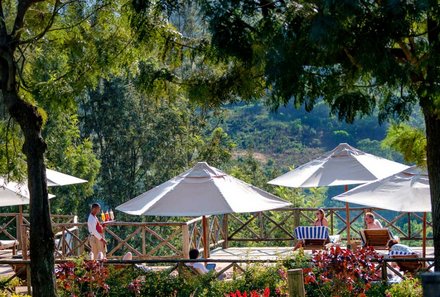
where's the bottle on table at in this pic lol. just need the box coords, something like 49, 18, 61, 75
105, 210, 110, 221
109, 209, 114, 221
100, 211, 106, 222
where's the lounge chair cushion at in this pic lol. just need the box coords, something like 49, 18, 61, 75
295, 226, 329, 240
0, 240, 18, 249
389, 250, 415, 256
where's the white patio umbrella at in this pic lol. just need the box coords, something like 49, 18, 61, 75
268, 143, 409, 241
116, 162, 292, 257
0, 168, 86, 206
332, 166, 430, 256
1, 169, 86, 250
0, 177, 56, 207
46, 169, 88, 187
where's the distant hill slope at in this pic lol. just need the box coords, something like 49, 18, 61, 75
221, 101, 405, 170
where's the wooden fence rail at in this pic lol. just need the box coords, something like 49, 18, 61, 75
0, 207, 432, 259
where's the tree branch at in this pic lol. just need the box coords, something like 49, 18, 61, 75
397, 40, 417, 65
0, 0, 8, 36
343, 48, 362, 69
46, 2, 111, 33
12, 0, 36, 41
18, 0, 62, 45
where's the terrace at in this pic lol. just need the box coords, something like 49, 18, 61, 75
0, 206, 434, 293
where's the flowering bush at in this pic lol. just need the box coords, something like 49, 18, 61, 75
386, 277, 422, 297
226, 288, 270, 297
304, 246, 383, 297
56, 259, 110, 297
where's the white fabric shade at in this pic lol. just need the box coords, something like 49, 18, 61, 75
116, 162, 291, 216
46, 169, 87, 186
332, 166, 430, 212
268, 143, 409, 187
0, 168, 85, 207
0, 177, 55, 207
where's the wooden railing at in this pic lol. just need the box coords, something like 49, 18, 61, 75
225, 207, 433, 246
0, 207, 432, 260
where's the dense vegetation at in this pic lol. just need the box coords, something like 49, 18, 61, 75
0, 0, 438, 294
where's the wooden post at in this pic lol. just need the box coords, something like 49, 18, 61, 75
293, 209, 300, 246
21, 224, 28, 260
202, 216, 209, 258
182, 224, 190, 259
142, 226, 146, 257
258, 212, 264, 239
423, 212, 427, 258
293, 209, 300, 229
345, 185, 350, 243
381, 261, 388, 281
287, 269, 305, 297
222, 214, 229, 249
330, 209, 334, 235
17, 206, 23, 249
26, 262, 31, 294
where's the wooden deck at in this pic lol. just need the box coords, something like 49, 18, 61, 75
210, 246, 435, 260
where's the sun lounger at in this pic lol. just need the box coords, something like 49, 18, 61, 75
0, 240, 19, 255
294, 226, 329, 250
389, 251, 422, 274
360, 228, 393, 249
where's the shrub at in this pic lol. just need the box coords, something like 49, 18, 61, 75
0, 276, 31, 297
385, 277, 422, 297
226, 288, 270, 297
56, 259, 110, 297
304, 246, 383, 297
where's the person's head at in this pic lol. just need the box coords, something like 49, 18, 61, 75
364, 212, 375, 224
387, 239, 399, 249
315, 209, 325, 220
189, 249, 200, 260
91, 203, 101, 215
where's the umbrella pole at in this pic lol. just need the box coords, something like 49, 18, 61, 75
202, 216, 209, 259
423, 212, 427, 258
344, 185, 351, 244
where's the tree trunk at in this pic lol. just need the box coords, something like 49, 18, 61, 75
424, 111, 440, 271
3, 76, 57, 296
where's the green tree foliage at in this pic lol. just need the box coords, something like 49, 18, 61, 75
194, 0, 440, 270
382, 124, 427, 167
44, 113, 100, 215
0, 119, 26, 179
79, 77, 236, 217
0, 0, 164, 294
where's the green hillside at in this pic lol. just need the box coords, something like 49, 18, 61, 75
220, 101, 405, 171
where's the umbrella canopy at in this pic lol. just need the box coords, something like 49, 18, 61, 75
0, 169, 85, 207
0, 177, 56, 207
116, 162, 291, 216
46, 169, 87, 186
268, 143, 409, 187
332, 166, 430, 212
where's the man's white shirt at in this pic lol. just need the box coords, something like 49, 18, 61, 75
87, 213, 103, 240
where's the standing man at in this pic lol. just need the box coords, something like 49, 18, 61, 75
88, 203, 107, 259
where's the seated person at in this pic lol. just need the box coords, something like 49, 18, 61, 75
386, 239, 421, 273
387, 239, 415, 255
187, 249, 225, 279
187, 249, 210, 274
365, 212, 383, 229
314, 209, 329, 227
293, 209, 328, 251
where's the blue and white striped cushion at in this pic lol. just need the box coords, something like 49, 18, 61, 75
294, 226, 329, 240
389, 250, 415, 256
